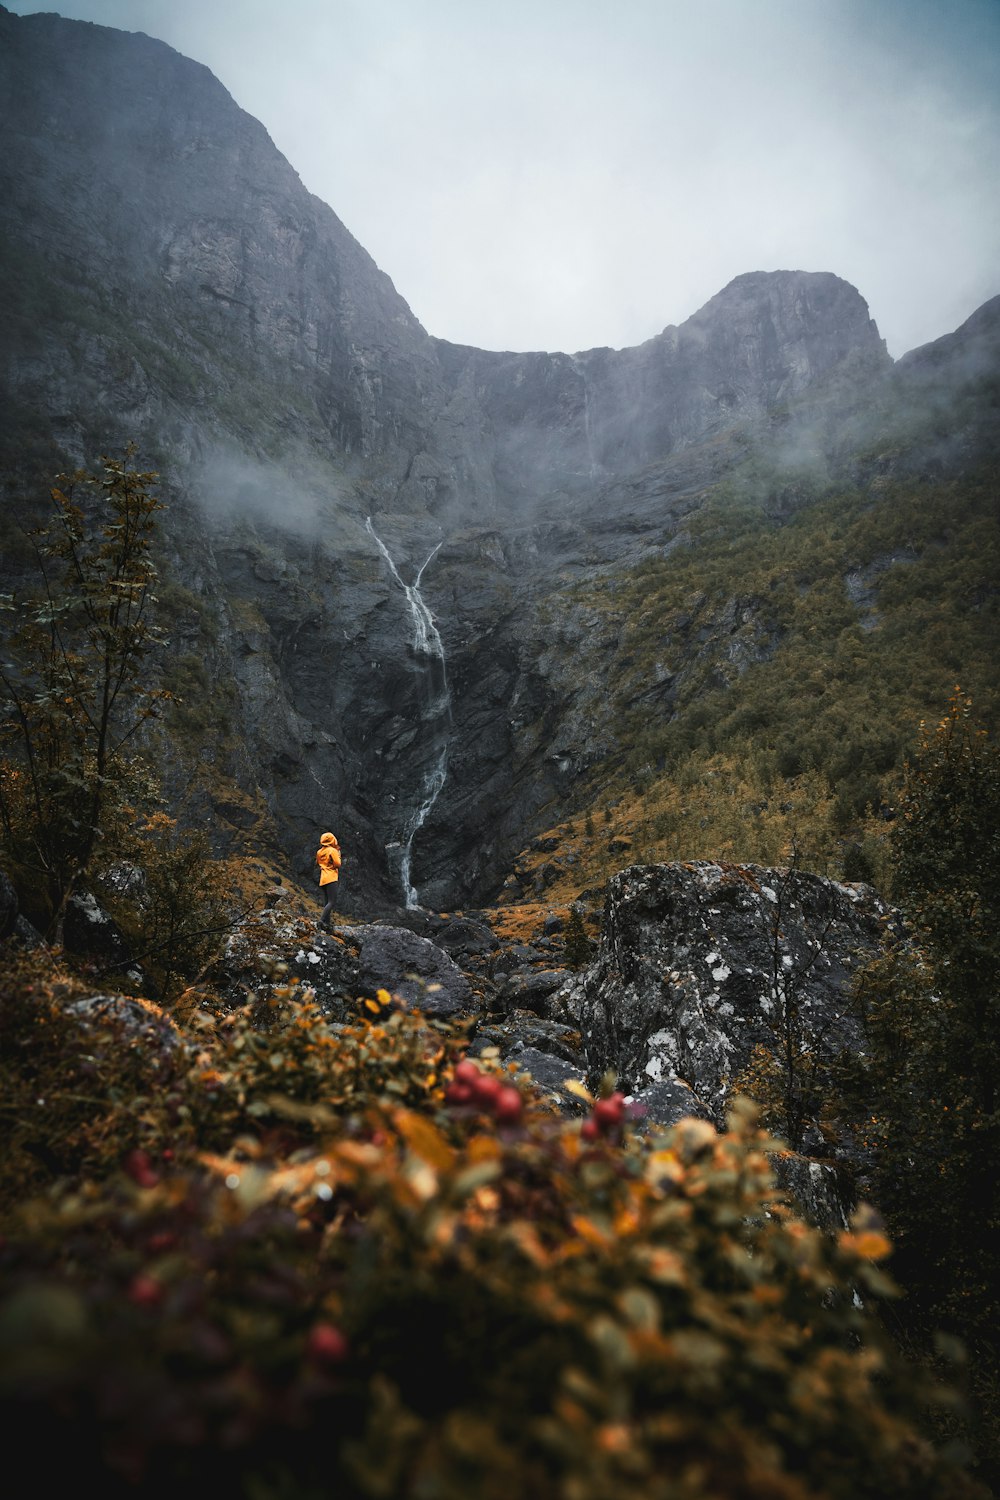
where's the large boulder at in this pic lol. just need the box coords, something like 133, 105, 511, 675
343, 922, 472, 1017
210, 899, 473, 1022
559, 861, 893, 1125
209, 900, 362, 1021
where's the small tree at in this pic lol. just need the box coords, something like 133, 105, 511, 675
563, 903, 593, 969
119, 812, 235, 1003
855, 692, 1000, 1485
733, 847, 839, 1151
0, 448, 169, 930
892, 690, 1000, 1114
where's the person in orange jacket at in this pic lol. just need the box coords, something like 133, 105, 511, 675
315, 831, 342, 931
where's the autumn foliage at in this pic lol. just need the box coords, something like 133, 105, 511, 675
0, 955, 987, 1499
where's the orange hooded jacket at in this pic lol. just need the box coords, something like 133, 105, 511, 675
316, 832, 341, 886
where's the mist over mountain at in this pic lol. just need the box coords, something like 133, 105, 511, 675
1, 3, 997, 912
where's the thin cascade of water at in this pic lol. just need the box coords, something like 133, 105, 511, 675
570, 356, 600, 478
366, 517, 451, 908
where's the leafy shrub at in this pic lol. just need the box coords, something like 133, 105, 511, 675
104, 812, 237, 1003
850, 694, 1000, 1486
0, 450, 169, 931
0, 954, 987, 1499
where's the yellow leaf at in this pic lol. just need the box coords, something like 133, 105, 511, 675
614, 1207, 641, 1237
639, 1248, 688, 1286
394, 1109, 456, 1173
646, 1148, 684, 1187
466, 1134, 501, 1163
504, 1221, 550, 1266
452, 1160, 502, 1198
840, 1230, 892, 1261
570, 1213, 613, 1249
403, 1157, 438, 1203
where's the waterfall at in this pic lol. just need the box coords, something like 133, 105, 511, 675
366, 517, 451, 908
570, 356, 601, 478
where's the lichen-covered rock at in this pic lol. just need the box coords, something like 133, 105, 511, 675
63, 891, 147, 992
66, 992, 188, 1057
629, 1075, 713, 1132
209, 903, 361, 1020
501, 1045, 589, 1113
492, 968, 569, 1015
560, 861, 893, 1124
771, 1152, 851, 1232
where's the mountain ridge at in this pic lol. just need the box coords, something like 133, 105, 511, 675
0, 5, 997, 912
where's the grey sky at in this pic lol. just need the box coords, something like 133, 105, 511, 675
8, 0, 1000, 357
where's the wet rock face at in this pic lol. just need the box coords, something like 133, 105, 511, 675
560, 861, 892, 1121
432, 270, 889, 500
3, 9, 990, 915
0, 9, 443, 476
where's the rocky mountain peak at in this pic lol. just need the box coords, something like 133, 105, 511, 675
1, 7, 996, 916
682, 267, 889, 378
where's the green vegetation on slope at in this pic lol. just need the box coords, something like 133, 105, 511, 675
525, 466, 1000, 898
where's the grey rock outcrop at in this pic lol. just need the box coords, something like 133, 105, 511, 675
63, 891, 148, 993
209, 901, 471, 1020
344, 922, 472, 1016
432, 269, 889, 500
558, 861, 892, 1131
0, 8, 442, 480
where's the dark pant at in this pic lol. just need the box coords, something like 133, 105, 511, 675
319, 882, 338, 928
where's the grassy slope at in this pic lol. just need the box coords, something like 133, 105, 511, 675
504, 464, 999, 906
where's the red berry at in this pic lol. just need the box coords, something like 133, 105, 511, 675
471, 1073, 502, 1105
306, 1322, 349, 1364
145, 1231, 178, 1254
127, 1273, 163, 1308
454, 1058, 481, 1086
123, 1149, 159, 1188
494, 1086, 523, 1124
445, 1081, 474, 1106
593, 1096, 625, 1130
580, 1118, 601, 1143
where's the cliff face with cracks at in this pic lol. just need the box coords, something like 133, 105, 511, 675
1, 7, 996, 913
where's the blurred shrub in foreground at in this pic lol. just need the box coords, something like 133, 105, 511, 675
0, 965, 987, 1499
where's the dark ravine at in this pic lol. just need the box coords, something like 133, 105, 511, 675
1, 6, 998, 914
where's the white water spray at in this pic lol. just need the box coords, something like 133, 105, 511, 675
366, 517, 451, 908
570, 356, 601, 478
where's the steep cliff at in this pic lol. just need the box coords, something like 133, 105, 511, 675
0, 6, 996, 914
